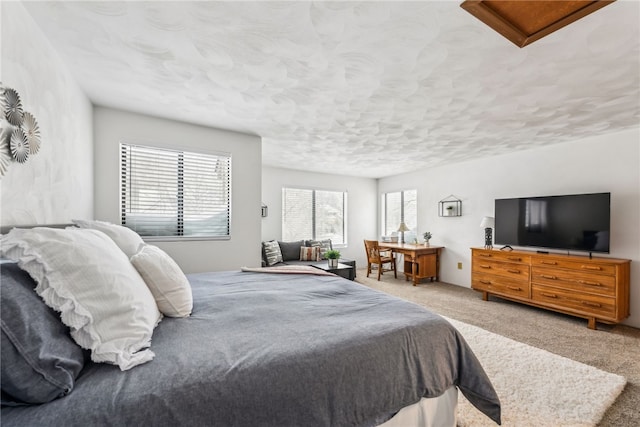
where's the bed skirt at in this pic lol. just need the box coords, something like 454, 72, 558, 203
379, 386, 457, 427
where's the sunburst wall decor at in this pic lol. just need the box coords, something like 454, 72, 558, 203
0, 83, 42, 177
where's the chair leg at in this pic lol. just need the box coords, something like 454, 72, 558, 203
367, 262, 371, 277
377, 262, 382, 280
393, 258, 397, 278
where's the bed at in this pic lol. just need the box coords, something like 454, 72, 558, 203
1, 225, 501, 426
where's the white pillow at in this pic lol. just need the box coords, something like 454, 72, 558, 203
1, 227, 162, 371
130, 244, 193, 318
72, 219, 144, 258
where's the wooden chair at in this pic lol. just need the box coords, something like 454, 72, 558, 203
364, 240, 397, 281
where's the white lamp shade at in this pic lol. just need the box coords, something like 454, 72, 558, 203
480, 216, 495, 229
397, 222, 410, 232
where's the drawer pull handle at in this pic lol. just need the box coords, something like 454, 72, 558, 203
480, 265, 491, 269
507, 269, 521, 274
541, 292, 558, 298
541, 261, 557, 265
581, 265, 602, 271
578, 280, 602, 287
582, 301, 602, 308
508, 257, 522, 261
479, 280, 491, 285
541, 274, 557, 280
507, 286, 521, 291
479, 254, 491, 257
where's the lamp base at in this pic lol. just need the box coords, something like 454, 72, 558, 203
484, 228, 493, 249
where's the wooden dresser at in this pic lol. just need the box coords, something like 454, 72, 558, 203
471, 247, 631, 329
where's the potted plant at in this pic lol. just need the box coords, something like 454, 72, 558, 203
423, 232, 432, 246
325, 249, 341, 268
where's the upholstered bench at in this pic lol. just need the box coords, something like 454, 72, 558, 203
261, 239, 356, 280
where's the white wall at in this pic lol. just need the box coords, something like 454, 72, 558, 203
1, 2, 93, 225
379, 128, 640, 328
93, 107, 262, 273
261, 166, 377, 266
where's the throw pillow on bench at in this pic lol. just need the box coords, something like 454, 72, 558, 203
261, 239, 333, 266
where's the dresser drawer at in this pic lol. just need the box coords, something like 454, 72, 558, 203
532, 284, 616, 319
531, 258, 617, 275
531, 267, 616, 297
472, 273, 530, 299
473, 250, 531, 265
473, 258, 530, 281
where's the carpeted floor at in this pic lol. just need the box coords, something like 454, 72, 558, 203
353, 269, 640, 427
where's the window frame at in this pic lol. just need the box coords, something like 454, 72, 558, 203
120, 142, 232, 242
281, 186, 348, 247
381, 189, 417, 237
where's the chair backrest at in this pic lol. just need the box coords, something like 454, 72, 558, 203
364, 240, 381, 262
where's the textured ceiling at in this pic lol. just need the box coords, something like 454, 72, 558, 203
23, 1, 640, 178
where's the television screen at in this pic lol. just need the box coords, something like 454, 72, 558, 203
494, 192, 611, 253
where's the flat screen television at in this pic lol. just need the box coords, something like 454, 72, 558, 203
494, 192, 611, 254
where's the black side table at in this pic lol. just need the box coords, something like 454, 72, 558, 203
311, 262, 355, 280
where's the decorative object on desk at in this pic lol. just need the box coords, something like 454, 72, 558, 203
325, 249, 341, 268
423, 231, 432, 246
261, 204, 268, 218
480, 216, 495, 249
397, 222, 410, 243
439, 195, 462, 217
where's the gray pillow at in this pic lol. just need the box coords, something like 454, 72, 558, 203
262, 240, 283, 266
278, 240, 305, 262
1, 261, 86, 405
307, 239, 333, 259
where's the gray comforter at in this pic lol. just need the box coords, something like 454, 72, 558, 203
2, 271, 501, 426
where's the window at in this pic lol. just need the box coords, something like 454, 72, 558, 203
381, 190, 417, 236
282, 187, 347, 244
120, 143, 231, 240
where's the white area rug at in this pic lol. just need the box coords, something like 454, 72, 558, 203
446, 317, 627, 427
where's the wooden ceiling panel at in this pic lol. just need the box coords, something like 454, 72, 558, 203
460, 0, 616, 47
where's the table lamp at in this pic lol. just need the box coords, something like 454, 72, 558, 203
480, 216, 495, 249
397, 222, 410, 244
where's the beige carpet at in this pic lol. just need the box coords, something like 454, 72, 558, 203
354, 269, 640, 427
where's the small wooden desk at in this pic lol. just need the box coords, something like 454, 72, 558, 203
378, 243, 444, 286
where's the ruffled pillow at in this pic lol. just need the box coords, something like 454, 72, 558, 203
1, 227, 162, 371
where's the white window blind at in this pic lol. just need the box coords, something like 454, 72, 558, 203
282, 187, 346, 244
382, 189, 417, 235
120, 143, 231, 239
